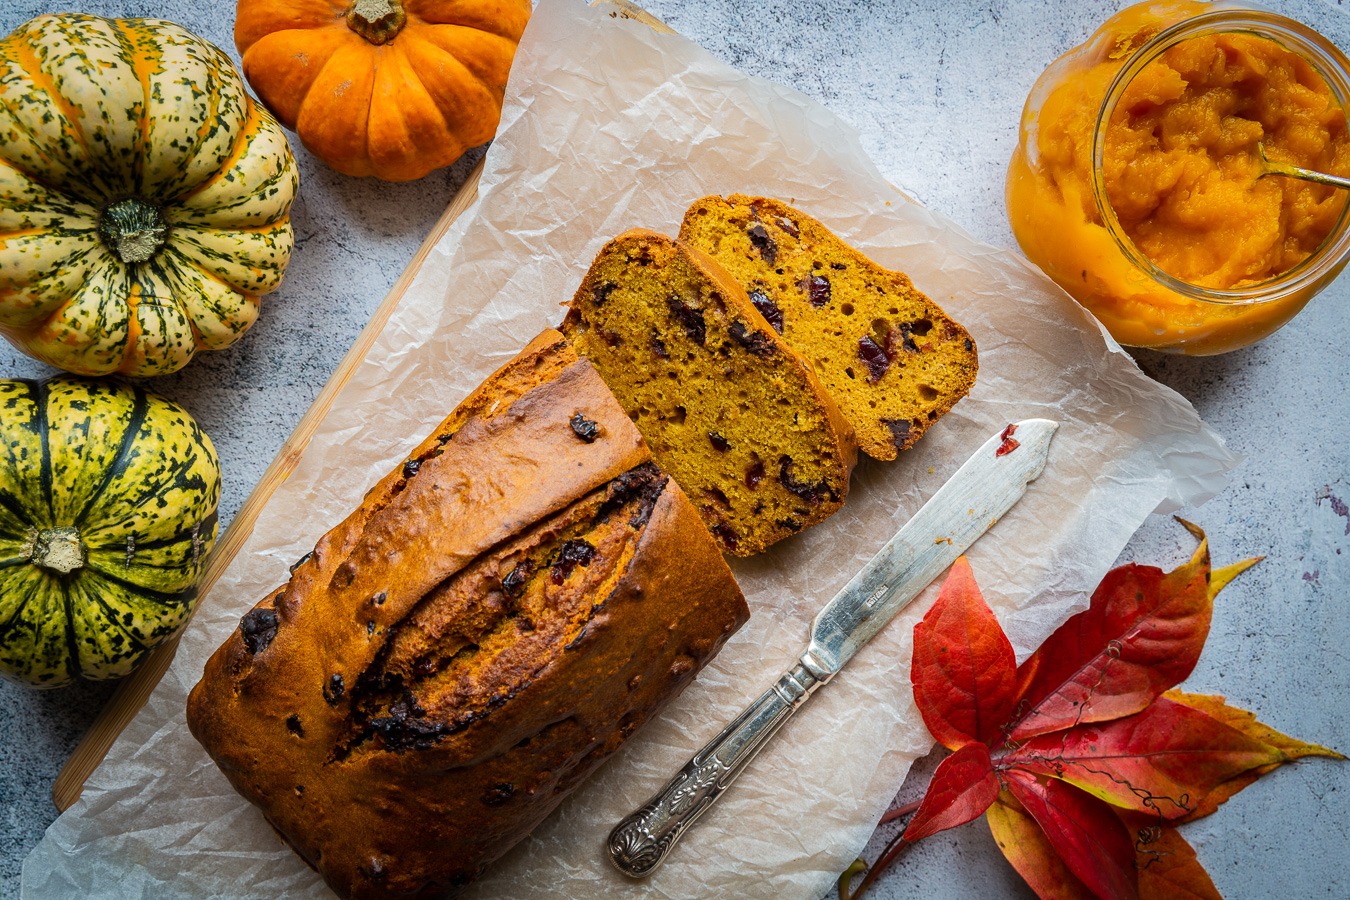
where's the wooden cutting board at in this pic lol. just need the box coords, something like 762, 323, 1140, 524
52, 0, 673, 813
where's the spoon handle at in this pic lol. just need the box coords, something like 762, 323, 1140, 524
1259, 142, 1350, 190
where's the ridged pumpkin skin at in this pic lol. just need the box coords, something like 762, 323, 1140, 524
235, 0, 531, 181
0, 377, 221, 687
0, 14, 298, 377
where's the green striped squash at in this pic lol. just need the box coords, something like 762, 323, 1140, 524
0, 13, 298, 377
0, 377, 221, 687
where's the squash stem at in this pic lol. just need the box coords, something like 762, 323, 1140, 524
347, 0, 406, 45
99, 198, 168, 264
28, 526, 86, 575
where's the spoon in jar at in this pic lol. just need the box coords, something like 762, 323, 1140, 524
1258, 142, 1350, 191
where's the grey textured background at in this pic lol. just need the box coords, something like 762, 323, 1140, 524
2, 1, 1348, 898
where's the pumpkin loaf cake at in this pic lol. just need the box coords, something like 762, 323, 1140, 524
561, 229, 857, 557
187, 330, 749, 899
680, 195, 978, 460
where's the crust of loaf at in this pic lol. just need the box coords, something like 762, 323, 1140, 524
680, 195, 978, 460
561, 229, 857, 556
186, 330, 749, 899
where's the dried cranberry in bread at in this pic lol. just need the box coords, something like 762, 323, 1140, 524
680, 195, 978, 460
561, 229, 857, 557
186, 330, 748, 899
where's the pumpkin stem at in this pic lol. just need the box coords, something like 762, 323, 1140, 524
99, 198, 168, 264
27, 526, 86, 575
347, 0, 407, 45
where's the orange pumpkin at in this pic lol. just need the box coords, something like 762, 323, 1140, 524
234, 0, 531, 181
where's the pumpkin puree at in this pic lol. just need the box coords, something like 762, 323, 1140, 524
1008, 1, 1350, 354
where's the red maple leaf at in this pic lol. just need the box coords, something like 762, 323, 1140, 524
839, 521, 1345, 900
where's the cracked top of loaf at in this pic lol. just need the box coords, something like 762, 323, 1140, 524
187, 330, 749, 899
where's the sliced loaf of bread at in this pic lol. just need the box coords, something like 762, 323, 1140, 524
562, 229, 856, 556
680, 195, 977, 461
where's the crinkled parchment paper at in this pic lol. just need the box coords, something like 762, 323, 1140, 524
23, 1, 1238, 897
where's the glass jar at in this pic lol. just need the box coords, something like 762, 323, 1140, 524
1007, 0, 1350, 354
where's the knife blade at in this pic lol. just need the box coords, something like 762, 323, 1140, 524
606, 418, 1058, 878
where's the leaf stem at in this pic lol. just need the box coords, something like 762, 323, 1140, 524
879, 797, 922, 825
848, 829, 915, 899
838, 797, 925, 900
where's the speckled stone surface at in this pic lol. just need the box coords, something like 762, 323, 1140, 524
2, 1, 1348, 898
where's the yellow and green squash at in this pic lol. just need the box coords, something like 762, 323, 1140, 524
0, 13, 298, 377
0, 377, 221, 687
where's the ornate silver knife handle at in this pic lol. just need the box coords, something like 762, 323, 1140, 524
607, 658, 830, 877
604, 419, 1058, 879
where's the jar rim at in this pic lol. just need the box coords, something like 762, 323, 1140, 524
1090, 6, 1350, 307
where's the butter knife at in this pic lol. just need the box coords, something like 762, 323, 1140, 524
606, 418, 1058, 878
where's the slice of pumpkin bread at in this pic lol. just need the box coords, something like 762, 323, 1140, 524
561, 229, 856, 557
679, 195, 978, 461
